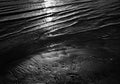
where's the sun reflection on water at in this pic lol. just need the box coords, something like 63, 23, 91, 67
43, 0, 58, 22
44, 0, 57, 7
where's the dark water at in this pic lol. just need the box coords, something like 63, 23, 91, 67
0, 0, 120, 84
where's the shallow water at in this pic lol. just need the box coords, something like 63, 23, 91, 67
0, 0, 120, 84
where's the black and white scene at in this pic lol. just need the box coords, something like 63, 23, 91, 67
0, 0, 120, 84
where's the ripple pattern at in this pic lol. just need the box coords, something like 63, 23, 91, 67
0, 0, 120, 40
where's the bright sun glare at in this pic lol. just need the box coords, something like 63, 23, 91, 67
43, 0, 56, 22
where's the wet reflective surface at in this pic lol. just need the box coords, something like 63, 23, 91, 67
0, 0, 120, 84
